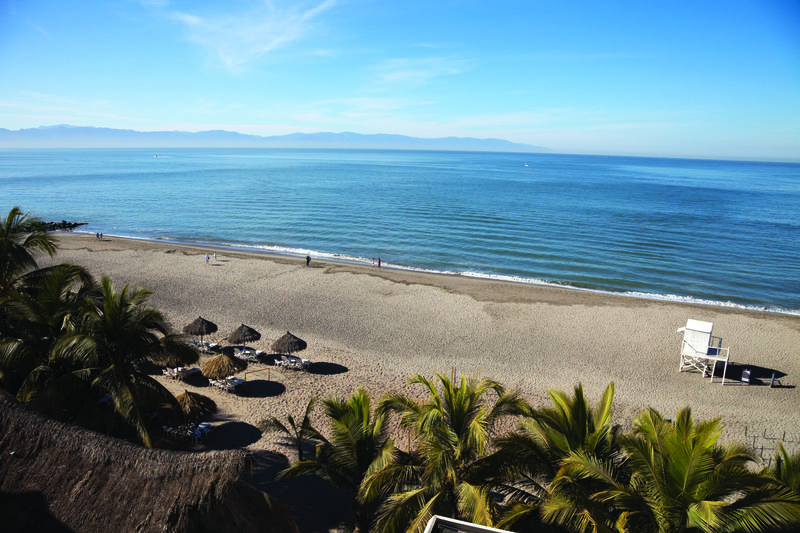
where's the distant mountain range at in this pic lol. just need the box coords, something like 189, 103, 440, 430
0, 125, 550, 153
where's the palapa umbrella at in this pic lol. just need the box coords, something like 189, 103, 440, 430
271, 331, 307, 355
228, 323, 261, 352
176, 390, 217, 422
183, 316, 218, 343
200, 353, 247, 380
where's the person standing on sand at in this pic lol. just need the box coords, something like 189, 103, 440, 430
378, 258, 381, 268
306, 255, 311, 267
214, 251, 217, 261
205, 253, 209, 264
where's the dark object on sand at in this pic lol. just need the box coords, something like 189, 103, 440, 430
183, 316, 218, 342
201, 353, 248, 380
271, 331, 307, 355
228, 324, 261, 352
176, 390, 218, 422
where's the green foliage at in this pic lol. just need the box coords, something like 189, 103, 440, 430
542, 407, 800, 533
0, 206, 57, 295
278, 387, 395, 533
369, 373, 529, 533
495, 382, 619, 531
0, 210, 196, 448
258, 395, 320, 460
47, 276, 198, 446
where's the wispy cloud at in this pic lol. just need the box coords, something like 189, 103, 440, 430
370, 56, 473, 88
30, 23, 49, 37
157, 0, 337, 71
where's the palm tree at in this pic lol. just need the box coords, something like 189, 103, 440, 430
258, 395, 319, 460
369, 373, 529, 533
278, 387, 395, 533
763, 442, 800, 493
545, 407, 800, 533
0, 206, 57, 296
494, 382, 618, 531
0, 264, 97, 396
49, 276, 198, 447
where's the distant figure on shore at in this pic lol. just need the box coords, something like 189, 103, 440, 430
214, 251, 217, 261
378, 258, 381, 268
205, 253, 209, 264
96, 232, 100, 240
99, 232, 103, 240
372, 258, 375, 266
306, 255, 311, 267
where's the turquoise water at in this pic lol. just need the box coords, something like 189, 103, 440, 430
1, 148, 798, 314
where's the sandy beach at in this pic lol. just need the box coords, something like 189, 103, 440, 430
49, 233, 800, 530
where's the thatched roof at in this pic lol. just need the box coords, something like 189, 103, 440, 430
228, 324, 261, 345
200, 353, 247, 380
0, 391, 298, 533
176, 390, 217, 422
183, 316, 218, 337
271, 331, 307, 355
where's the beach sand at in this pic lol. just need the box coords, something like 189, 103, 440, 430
49, 234, 800, 531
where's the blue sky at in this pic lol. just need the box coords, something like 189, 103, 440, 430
1, 0, 799, 160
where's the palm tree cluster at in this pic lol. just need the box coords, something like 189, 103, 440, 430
0, 206, 198, 447
263, 375, 800, 533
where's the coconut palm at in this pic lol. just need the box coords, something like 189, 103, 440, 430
278, 387, 395, 533
0, 264, 97, 396
258, 395, 319, 461
718, 442, 800, 533
0, 206, 57, 296
763, 442, 800, 493
494, 383, 618, 531
369, 373, 529, 533
545, 407, 800, 533
50, 276, 198, 447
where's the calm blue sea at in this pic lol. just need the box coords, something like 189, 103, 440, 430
1, 148, 798, 315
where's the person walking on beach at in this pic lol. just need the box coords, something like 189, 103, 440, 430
306, 255, 311, 267
205, 253, 209, 264
378, 258, 381, 268
214, 251, 217, 261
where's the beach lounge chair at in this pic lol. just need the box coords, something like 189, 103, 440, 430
677, 319, 730, 384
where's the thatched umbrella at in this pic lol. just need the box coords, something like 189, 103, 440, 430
176, 390, 217, 422
271, 331, 307, 355
200, 353, 247, 380
183, 316, 218, 343
228, 323, 261, 352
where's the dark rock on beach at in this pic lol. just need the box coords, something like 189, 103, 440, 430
28, 220, 87, 232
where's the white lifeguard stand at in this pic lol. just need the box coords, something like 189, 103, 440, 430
677, 319, 730, 384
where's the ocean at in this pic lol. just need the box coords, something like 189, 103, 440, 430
1, 148, 798, 315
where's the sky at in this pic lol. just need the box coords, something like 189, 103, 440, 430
1, 0, 799, 160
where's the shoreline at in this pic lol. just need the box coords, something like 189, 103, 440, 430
67, 230, 799, 317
